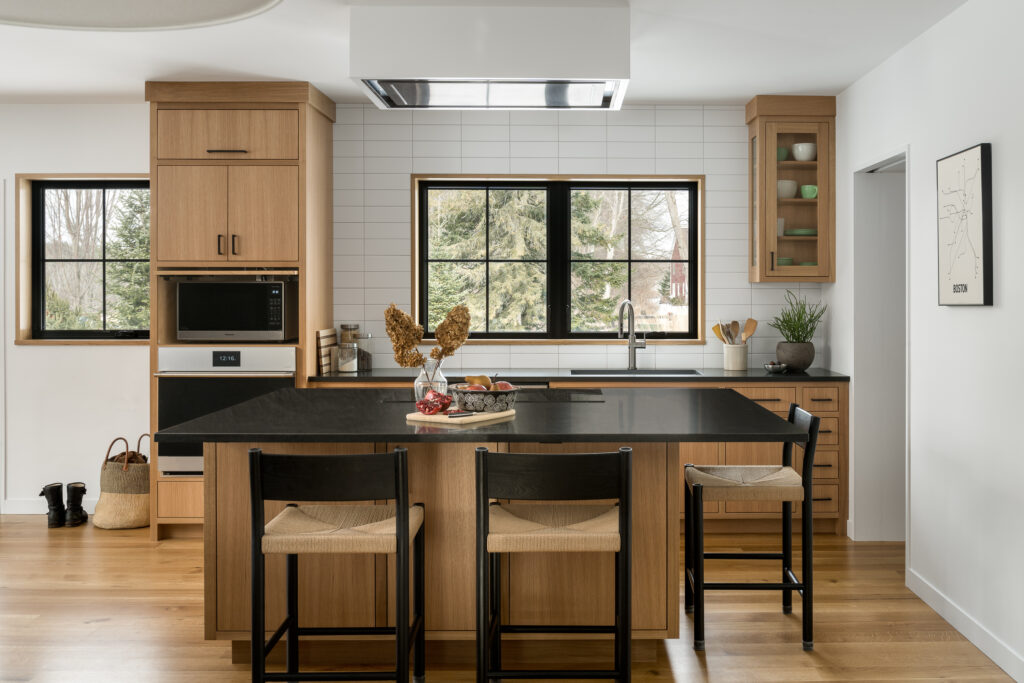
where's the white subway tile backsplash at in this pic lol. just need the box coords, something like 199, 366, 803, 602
461, 125, 510, 141
413, 124, 461, 141
511, 141, 558, 158
330, 98, 831, 368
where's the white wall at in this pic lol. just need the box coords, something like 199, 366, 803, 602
331, 104, 827, 371
1, 104, 150, 513
833, 0, 1024, 676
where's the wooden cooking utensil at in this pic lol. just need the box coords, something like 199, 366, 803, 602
730, 321, 740, 343
712, 323, 726, 343
741, 318, 758, 343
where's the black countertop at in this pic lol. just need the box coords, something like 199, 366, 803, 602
309, 367, 849, 384
155, 387, 807, 445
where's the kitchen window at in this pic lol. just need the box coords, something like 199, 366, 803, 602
29, 180, 151, 340
416, 178, 701, 340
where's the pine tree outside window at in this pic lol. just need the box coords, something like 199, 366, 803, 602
31, 180, 150, 339
416, 179, 700, 340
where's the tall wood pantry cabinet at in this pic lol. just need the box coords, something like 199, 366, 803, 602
747, 95, 836, 282
145, 82, 336, 538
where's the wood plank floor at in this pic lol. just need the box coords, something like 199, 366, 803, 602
0, 515, 1009, 682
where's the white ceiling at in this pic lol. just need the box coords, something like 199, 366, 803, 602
0, 0, 966, 105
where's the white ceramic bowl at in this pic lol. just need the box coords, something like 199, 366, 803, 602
777, 179, 798, 199
791, 143, 817, 161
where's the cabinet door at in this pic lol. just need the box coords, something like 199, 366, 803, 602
766, 121, 831, 279
155, 165, 228, 262
157, 109, 299, 160
227, 166, 299, 262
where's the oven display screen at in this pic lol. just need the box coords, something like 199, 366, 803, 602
212, 351, 241, 367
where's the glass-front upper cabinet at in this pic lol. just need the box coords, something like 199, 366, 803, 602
746, 96, 835, 282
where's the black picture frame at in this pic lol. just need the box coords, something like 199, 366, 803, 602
935, 142, 992, 306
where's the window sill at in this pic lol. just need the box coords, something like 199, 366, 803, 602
14, 338, 150, 347
459, 337, 706, 346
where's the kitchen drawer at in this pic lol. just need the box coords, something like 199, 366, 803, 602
726, 484, 839, 515
816, 417, 839, 445
795, 449, 839, 481
731, 386, 796, 413
157, 109, 299, 160
156, 480, 204, 518
801, 386, 840, 413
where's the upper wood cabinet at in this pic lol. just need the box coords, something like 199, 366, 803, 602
155, 165, 298, 262
156, 109, 299, 160
747, 95, 836, 282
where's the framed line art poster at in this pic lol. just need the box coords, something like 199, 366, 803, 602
936, 142, 992, 305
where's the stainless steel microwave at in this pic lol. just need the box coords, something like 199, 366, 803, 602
176, 281, 298, 341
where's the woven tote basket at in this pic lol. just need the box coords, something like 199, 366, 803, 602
92, 435, 150, 529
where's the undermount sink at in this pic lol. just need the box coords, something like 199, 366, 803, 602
570, 369, 703, 376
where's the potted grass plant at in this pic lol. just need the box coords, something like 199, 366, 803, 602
768, 290, 827, 372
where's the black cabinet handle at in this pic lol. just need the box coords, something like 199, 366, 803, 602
813, 463, 833, 468
752, 397, 781, 402
812, 497, 832, 502
217, 234, 225, 255
819, 429, 834, 434
231, 235, 239, 255
811, 397, 834, 402
770, 251, 775, 270
207, 149, 248, 153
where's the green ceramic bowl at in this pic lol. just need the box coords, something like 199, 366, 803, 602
776, 257, 794, 266
777, 147, 789, 161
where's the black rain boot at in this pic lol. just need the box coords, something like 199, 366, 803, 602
39, 483, 66, 528
65, 482, 88, 527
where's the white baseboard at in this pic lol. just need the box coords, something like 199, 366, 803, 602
2, 497, 98, 515
846, 518, 854, 540
907, 568, 1023, 680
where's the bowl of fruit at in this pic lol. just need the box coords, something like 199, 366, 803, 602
763, 361, 788, 374
450, 375, 519, 413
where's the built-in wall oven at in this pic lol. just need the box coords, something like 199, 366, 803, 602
155, 347, 296, 475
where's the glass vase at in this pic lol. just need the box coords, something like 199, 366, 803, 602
414, 359, 448, 401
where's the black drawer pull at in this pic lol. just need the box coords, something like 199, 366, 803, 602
819, 429, 834, 434
752, 397, 782, 402
813, 463, 833, 468
812, 497, 832, 502
231, 234, 240, 255
810, 397, 834, 402
217, 234, 225, 255
207, 149, 248, 153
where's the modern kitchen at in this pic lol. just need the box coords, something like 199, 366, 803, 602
1, 1, 1021, 681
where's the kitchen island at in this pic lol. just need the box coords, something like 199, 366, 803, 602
156, 387, 806, 647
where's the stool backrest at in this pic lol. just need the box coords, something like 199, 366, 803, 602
783, 403, 821, 482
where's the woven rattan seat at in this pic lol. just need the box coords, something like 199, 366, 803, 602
684, 465, 804, 502
487, 503, 620, 553
262, 503, 424, 555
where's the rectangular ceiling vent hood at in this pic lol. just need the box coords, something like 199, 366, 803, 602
349, 1, 629, 110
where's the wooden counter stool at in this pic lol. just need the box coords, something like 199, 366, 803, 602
248, 447, 425, 682
475, 446, 632, 682
684, 404, 820, 651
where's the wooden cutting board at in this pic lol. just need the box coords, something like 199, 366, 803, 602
406, 409, 515, 425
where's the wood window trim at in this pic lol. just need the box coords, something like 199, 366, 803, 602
410, 174, 707, 345
14, 173, 150, 346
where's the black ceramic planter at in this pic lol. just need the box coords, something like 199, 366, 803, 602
776, 342, 815, 372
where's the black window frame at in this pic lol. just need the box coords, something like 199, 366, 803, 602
417, 179, 700, 340
31, 179, 151, 340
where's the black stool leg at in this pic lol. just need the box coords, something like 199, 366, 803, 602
802, 496, 814, 650
397, 541, 410, 683
692, 483, 705, 652
476, 546, 488, 682
616, 546, 631, 682
251, 550, 265, 683
683, 468, 693, 614
286, 554, 299, 674
489, 552, 501, 673
782, 501, 793, 614
414, 525, 426, 682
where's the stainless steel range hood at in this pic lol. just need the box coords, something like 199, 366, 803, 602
349, 1, 629, 111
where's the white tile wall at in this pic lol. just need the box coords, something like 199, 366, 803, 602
332, 103, 828, 370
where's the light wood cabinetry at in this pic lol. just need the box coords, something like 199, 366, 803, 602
204, 439, 680, 642
146, 82, 336, 538
747, 95, 836, 282
156, 109, 298, 160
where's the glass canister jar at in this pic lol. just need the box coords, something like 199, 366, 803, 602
339, 323, 360, 345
